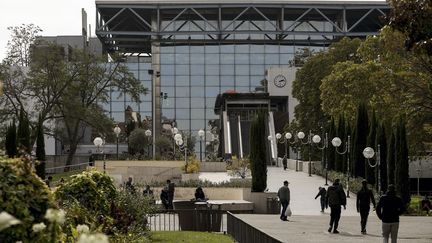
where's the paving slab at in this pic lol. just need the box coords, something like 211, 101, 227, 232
234, 214, 432, 243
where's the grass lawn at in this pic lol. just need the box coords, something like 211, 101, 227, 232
151, 231, 235, 243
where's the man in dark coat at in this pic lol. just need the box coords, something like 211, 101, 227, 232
315, 186, 327, 212
167, 179, 175, 209
277, 180, 290, 221
356, 180, 376, 234
376, 184, 405, 243
325, 178, 346, 234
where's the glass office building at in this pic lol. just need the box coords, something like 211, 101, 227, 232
96, 0, 390, 157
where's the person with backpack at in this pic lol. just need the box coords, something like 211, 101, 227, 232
325, 178, 346, 233
356, 180, 376, 234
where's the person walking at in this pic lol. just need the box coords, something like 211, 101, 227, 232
125, 176, 136, 194
167, 179, 175, 209
315, 187, 327, 212
356, 180, 376, 234
326, 178, 346, 233
277, 180, 290, 221
376, 184, 405, 243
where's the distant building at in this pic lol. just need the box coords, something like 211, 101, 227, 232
95, 0, 390, 159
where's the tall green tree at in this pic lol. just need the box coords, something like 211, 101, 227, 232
35, 114, 46, 179
17, 108, 31, 153
4, 24, 42, 66
366, 110, 377, 185
377, 122, 388, 193
334, 114, 345, 172
387, 131, 396, 185
250, 112, 267, 192
292, 37, 362, 133
5, 120, 17, 158
352, 103, 368, 178
396, 117, 410, 204
327, 117, 336, 171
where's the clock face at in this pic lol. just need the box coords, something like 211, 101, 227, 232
274, 74, 287, 88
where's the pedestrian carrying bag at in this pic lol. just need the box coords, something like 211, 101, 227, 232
285, 205, 292, 217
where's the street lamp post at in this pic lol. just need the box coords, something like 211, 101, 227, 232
198, 129, 205, 162
275, 132, 292, 169
298, 130, 313, 176
171, 127, 179, 160
145, 129, 152, 159
312, 133, 329, 185
113, 125, 121, 160
332, 135, 351, 198
363, 145, 381, 195
93, 137, 105, 173
174, 133, 189, 173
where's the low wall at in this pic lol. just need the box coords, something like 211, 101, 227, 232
287, 159, 321, 174
200, 162, 226, 172
243, 191, 279, 214
149, 187, 248, 201
95, 160, 185, 186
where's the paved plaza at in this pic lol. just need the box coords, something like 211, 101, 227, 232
200, 167, 432, 243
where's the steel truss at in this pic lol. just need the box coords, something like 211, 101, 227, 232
96, 3, 390, 53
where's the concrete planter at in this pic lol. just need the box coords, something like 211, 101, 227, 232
244, 191, 279, 214
181, 173, 200, 182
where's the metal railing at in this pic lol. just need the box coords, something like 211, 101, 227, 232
45, 162, 91, 174
227, 212, 282, 243
148, 209, 227, 232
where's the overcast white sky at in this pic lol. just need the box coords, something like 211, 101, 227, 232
0, 0, 96, 62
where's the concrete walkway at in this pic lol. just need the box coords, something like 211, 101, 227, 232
201, 167, 432, 242
200, 166, 358, 216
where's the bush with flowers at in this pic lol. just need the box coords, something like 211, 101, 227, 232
0, 156, 55, 242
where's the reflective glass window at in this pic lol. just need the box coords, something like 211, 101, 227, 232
176, 65, 189, 75
161, 46, 174, 53
177, 109, 190, 119
191, 64, 205, 75
250, 45, 264, 53
250, 65, 265, 75
162, 98, 174, 108
250, 76, 263, 87
205, 86, 220, 97
162, 75, 174, 86
205, 65, 220, 75
280, 45, 294, 53
206, 76, 219, 86
205, 55, 220, 64
280, 54, 294, 64
176, 76, 189, 86
206, 109, 218, 119
191, 86, 205, 97
265, 45, 279, 53
221, 65, 235, 75
236, 75, 250, 86
139, 102, 152, 112
220, 45, 234, 53
111, 112, 125, 122
265, 54, 279, 64
205, 45, 219, 53
127, 63, 139, 70
177, 119, 190, 130
176, 86, 190, 97
161, 53, 175, 64
191, 76, 205, 86
191, 53, 205, 64
175, 53, 189, 63
191, 109, 205, 119
139, 71, 151, 80
191, 98, 205, 108
161, 65, 175, 75
235, 45, 249, 53
191, 120, 205, 131
191, 46, 204, 53
162, 109, 175, 119
221, 76, 235, 86
235, 65, 249, 75
234, 54, 249, 64
175, 98, 190, 108
126, 102, 139, 111
206, 98, 216, 108
250, 53, 264, 64
221, 86, 235, 93
221, 53, 234, 64
236, 86, 250, 92
175, 46, 189, 53
111, 102, 125, 111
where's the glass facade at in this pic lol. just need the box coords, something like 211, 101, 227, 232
96, 2, 389, 158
